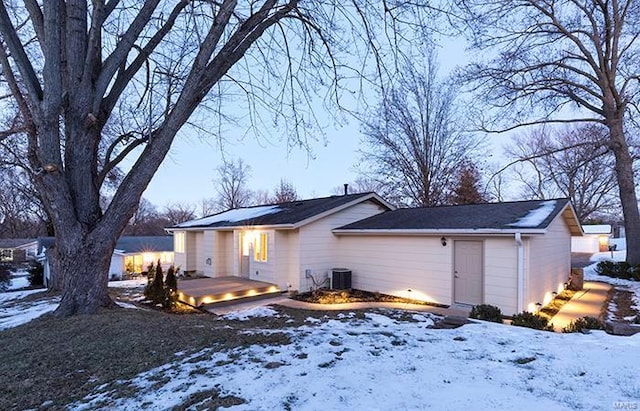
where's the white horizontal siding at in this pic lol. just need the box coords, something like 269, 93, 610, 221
337, 236, 453, 305
483, 238, 519, 315
298, 200, 388, 291
215, 231, 234, 277
527, 214, 571, 310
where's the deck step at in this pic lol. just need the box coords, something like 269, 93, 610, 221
177, 277, 280, 307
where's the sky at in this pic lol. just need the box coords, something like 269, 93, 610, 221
140, 35, 503, 210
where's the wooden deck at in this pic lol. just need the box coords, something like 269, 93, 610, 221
177, 276, 280, 307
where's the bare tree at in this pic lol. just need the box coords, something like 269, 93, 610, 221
252, 189, 272, 205
359, 54, 482, 207
272, 179, 298, 203
0, 1, 433, 315
505, 125, 619, 221
456, 0, 640, 263
163, 203, 197, 226
214, 159, 253, 211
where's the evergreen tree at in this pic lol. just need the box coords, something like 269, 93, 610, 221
450, 164, 486, 205
164, 265, 178, 309
148, 260, 164, 305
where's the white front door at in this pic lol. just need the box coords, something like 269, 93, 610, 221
454, 240, 483, 305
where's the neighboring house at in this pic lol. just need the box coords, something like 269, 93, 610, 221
169, 194, 582, 315
333, 199, 582, 315
38, 236, 174, 285
0, 238, 38, 263
166, 193, 393, 292
571, 224, 612, 253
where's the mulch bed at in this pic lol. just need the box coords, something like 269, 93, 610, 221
291, 288, 445, 307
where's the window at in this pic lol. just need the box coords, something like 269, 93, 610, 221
0, 249, 13, 262
254, 233, 268, 262
174, 231, 185, 253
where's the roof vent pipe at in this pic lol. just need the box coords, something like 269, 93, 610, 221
343, 183, 349, 195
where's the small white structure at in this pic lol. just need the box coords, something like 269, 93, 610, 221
571, 224, 612, 253
0, 238, 38, 262
170, 195, 581, 315
38, 236, 174, 286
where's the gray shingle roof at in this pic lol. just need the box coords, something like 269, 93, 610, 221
38, 236, 173, 254
336, 199, 573, 231
171, 193, 388, 229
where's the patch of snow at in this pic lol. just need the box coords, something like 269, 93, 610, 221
411, 313, 434, 326
115, 301, 139, 310
305, 317, 321, 324
0, 288, 46, 302
0, 296, 59, 330
582, 224, 612, 234
7, 276, 30, 290
509, 200, 557, 227
76, 310, 640, 411
176, 205, 281, 228
610, 237, 627, 250
222, 306, 279, 321
590, 250, 626, 262
108, 279, 146, 288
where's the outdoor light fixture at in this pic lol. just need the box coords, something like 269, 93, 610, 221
535, 302, 543, 313
441, 236, 447, 247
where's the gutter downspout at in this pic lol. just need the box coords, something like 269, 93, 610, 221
515, 233, 524, 312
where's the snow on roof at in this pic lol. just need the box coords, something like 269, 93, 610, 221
509, 200, 557, 227
582, 224, 612, 234
176, 205, 281, 228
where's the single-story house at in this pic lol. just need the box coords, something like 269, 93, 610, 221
571, 224, 612, 253
39, 236, 174, 285
333, 199, 582, 315
0, 238, 38, 262
169, 194, 582, 315
166, 192, 393, 292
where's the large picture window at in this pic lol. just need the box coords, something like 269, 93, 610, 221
254, 233, 268, 262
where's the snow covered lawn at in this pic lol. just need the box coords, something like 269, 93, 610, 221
73, 308, 640, 411
0, 289, 58, 330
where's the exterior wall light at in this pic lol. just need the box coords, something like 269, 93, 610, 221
441, 237, 447, 247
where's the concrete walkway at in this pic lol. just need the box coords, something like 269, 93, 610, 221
207, 293, 469, 317
550, 281, 611, 332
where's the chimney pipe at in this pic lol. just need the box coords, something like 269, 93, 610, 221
343, 183, 349, 195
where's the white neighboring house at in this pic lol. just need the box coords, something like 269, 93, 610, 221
169, 195, 582, 315
0, 238, 38, 262
38, 236, 174, 286
571, 224, 612, 253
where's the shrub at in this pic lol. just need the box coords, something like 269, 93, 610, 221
27, 261, 44, 287
595, 261, 638, 280
164, 265, 178, 309
0, 263, 10, 291
469, 304, 503, 323
145, 260, 165, 305
562, 316, 604, 333
511, 311, 554, 331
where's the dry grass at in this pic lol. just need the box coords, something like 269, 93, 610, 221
0, 307, 292, 410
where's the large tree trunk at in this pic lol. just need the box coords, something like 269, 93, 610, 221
607, 117, 640, 265
52, 232, 117, 316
